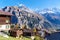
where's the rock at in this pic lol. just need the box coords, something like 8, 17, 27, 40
0, 32, 9, 38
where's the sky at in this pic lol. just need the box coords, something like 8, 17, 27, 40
0, 0, 60, 10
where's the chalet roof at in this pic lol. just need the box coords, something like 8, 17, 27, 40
0, 10, 12, 16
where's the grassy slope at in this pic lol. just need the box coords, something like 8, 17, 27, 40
0, 36, 31, 40
0, 36, 44, 40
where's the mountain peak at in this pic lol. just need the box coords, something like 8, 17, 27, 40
36, 8, 60, 14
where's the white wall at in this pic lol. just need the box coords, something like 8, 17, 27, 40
0, 24, 10, 31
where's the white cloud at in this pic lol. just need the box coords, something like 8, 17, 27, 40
18, 3, 25, 7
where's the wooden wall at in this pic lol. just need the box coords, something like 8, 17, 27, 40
0, 15, 11, 24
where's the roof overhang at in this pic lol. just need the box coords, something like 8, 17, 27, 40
0, 10, 13, 16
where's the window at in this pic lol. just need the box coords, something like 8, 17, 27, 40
6, 25, 10, 29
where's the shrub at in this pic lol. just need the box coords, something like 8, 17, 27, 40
34, 35, 44, 40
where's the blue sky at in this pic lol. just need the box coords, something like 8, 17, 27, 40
0, 0, 60, 10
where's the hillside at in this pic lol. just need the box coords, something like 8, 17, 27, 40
36, 8, 60, 29
2, 5, 53, 29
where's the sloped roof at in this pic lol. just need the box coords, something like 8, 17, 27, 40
0, 10, 12, 16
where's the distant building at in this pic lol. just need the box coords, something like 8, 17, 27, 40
0, 10, 12, 31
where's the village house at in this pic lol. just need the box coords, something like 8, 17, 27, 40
0, 10, 12, 31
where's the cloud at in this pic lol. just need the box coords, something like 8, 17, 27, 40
17, 3, 24, 7
19, 4, 23, 6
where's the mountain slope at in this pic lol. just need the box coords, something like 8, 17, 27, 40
2, 5, 53, 29
36, 8, 60, 29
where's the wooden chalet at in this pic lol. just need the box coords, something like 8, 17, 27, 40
0, 10, 12, 31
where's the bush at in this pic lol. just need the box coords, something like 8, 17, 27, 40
10, 24, 15, 28
34, 35, 44, 40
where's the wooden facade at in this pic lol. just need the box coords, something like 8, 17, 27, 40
0, 15, 11, 24
0, 10, 12, 31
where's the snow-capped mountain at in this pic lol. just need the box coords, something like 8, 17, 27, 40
18, 4, 34, 13
36, 8, 60, 14
36, 8, 60, 29
2, 4, 53, 29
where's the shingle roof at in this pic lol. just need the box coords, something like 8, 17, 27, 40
0, 10, 12, 16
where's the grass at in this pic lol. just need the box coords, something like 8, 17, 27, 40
0, 36, 31, 40
0, 35, 44, 40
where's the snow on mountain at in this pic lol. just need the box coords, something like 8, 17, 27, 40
35, 8, 60, 29
18, 4, 34, 13
36, 8, 60, 14
39, 10, 54, 14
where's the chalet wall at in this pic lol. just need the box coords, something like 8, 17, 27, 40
0, 15, 11, 24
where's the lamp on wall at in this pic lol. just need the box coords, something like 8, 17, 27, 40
6, 19, 9, 23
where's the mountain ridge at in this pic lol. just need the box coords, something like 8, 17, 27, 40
36, 8, 60, 29
2, 5, 54, 29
